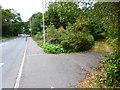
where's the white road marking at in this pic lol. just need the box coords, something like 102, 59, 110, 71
0, 63, 4, 67
14, 39, 28, 88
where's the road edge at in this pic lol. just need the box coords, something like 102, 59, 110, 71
14, 37, 28, 88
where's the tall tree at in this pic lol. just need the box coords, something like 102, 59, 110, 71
2, 8, 23, 36
45, 2, 80, 28
29, 12, 43, 34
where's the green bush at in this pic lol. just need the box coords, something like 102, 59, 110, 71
100, 52, 120, 88
35, 32, 43, 40
60, 32, 94, 52
44, 43, 64, 54
45, 24, 95, 52
36, 41, 44, 48
46, 25, 63, 44
36, 40, 64, 54
35, 23, 95, 53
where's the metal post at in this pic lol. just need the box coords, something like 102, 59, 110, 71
42, 0, 45, 46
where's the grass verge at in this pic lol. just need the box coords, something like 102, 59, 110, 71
0, 36, 17, 41
93, 41, 106, 52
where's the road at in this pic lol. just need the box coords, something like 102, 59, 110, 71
0, 37, 105, 88
1, 37, 27, 88
19, 37, 104, 88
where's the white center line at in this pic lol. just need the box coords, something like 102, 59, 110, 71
14, 38, 28, 88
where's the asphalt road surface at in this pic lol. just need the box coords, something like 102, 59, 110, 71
1, 37, 27, 88
19, 37, 105, 88
0, 37, 105, 88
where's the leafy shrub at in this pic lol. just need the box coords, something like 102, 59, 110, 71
46, 24, 95, 52
66, 19, 105, 41
46, 25, 63, 44
36, 41, 44, 48
44, 43, 64, 54
36, 23, 95, 53
36, 32, 43, 40
36, 40, 64, 54
60, 32, 94, 52
100, 52, 120, 88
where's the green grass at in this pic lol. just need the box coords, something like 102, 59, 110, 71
0, 37, 8, 40
93, 41, 106, 52
0, 36, 17, 41
105, 41, 114, 52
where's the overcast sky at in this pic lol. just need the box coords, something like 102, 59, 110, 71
0, 0, 48, 21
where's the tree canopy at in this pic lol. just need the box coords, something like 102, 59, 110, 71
2, 8, 23, 36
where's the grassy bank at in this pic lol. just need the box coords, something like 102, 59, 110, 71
0, 36, 17, 41
93, 41, 112, 54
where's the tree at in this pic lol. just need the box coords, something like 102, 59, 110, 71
93, 2, 120, 52
29, 12, 43, 34
45, 2, 80, 28
2, 8, 23, 36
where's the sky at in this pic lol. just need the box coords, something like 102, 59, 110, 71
0, 0, 49, 21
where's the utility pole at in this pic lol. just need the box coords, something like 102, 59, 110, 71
42, 0, 45, 45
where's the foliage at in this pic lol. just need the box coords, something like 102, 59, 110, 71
45, 2, 80, 28
23, 21, 30, 34
45, 24, 94, 52
100, 52, 120, 88
105, 38, 118, 51
36, 40, 64, 54
76, 52, 120, 88
34, 32, 43, 40
29, 12, 43, 34
46, 25, 64, 44
2, 8, 23, 36
60, 32, 94, 52
0, 36, 16, 40
30, 1, 120, 88
88, 21, 105, 40
66, 16, 105, 41
93, 2, 119, 42
93, 41, 106, 52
